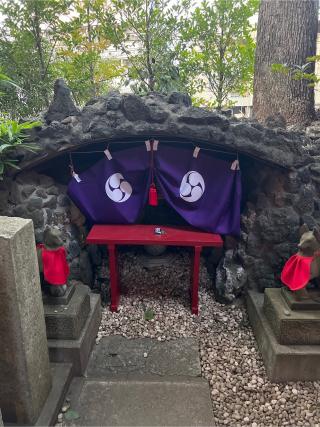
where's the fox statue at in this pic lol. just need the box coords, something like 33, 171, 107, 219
37, 227, 70, 297
281, 224, 320, 300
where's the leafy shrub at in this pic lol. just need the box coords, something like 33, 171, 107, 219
0, 119, 40, 179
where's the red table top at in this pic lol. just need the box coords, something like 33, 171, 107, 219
86, 224, 223, 247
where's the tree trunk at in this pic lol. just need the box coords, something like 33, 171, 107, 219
32, 2, 50, 107
145, 0, 155, 91
253, 0, 319, 125
86, 3, 96, 98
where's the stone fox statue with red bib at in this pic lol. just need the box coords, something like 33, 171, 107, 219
281, 224, 320, 299
37, 227, 70, 297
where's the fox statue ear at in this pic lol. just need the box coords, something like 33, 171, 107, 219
313, 227, 320, 243
299, 223, 309, 237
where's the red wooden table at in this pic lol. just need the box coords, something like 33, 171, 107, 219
86, 225, 223, 315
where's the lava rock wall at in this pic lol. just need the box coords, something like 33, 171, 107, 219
1, 80, 320, 302
0, 171, 100, 287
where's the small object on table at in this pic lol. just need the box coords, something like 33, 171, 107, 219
154, 227, 165, 235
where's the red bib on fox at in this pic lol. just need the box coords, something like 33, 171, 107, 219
281, 254, 313, 291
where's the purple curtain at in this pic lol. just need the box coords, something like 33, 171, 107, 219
68, 144, 241, 235
154, 145, 241, 235
68, 146, 150, 224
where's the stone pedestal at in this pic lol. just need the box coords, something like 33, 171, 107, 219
44, 284, 101, 375
0, 217, 52, 424
247, 288, 320, 382
44, 285, 91, 340
264, 288, 320, 345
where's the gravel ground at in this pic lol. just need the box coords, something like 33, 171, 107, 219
96, 249, 320, 426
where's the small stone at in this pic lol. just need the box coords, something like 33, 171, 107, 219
57, 413, 63, 422
62, 403, 70, 413
143, 352, 148, 358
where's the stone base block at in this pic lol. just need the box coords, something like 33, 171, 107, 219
44, 285, 90, 340
48, 293, 101, 376
65, 376, 214, 426
246, 290, 320, 382
42, 284, 75, 306
264, 288, 320, 345
282, 288, 320, 311
35, 363, 73, 427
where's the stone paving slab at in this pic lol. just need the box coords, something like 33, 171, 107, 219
66, 377, 214, 426
86, 336, 201, 377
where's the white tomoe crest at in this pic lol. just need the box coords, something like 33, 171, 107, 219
105, 173, 132, 202
179, 171, 205, 202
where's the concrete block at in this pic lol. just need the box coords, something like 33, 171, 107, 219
86, 336, 201, 378
65, 377, 214, 426
48, 293, 101, 375
42, 283, 75, 306
247, 290, 320, 382
264, 288, 320, 345
44, 285, 90, 340
0, 217, 52, 424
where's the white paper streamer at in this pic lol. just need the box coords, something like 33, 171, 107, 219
193, 146, 200, 158
231, 159, 240, 170
145, 140, 151, 151
104, 149, 112, 160
72, 172, 82, 183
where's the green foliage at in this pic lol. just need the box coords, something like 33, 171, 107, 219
0, 0, 71, 117
144, 308, 155, 321
272, 61, 320, 88
0, 119, 40, 179
53, 0, 125, 105
0, 0, 123, 115
99, 0, 190, 94
0, 0, 258, 114
178, 0, 258, 109
64, 410, 80, 421
0, 72, 21, 97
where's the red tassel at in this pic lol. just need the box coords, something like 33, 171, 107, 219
149, 184, 158, 206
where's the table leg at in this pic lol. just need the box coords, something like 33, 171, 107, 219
108, 244, 120, 312
191, 246, 202, 315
